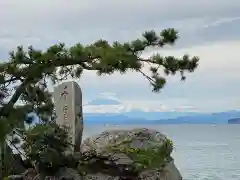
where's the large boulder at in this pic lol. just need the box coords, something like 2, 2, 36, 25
80, 128, 182, 180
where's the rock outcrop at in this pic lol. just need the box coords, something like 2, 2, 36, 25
7, 128, 182, 180
80, 128, 182, 180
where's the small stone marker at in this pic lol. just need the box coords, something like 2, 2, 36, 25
53, 81, 83, 152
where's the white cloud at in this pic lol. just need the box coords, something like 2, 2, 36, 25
1, 0, 238, 20
158, 41, 240, 72
202, 16, 240, 28
1, 0, 240, 112
0, 0, 239, 50
83, 103, 168, 113
83, 95, 199, 113
98, 92, 118, 99
84, 105, 126, 113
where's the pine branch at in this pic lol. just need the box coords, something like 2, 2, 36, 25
0, 28, 199, 121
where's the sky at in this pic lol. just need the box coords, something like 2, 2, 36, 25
1, 0, 240, 113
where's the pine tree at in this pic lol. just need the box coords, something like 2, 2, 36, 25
0, 28, 199, 176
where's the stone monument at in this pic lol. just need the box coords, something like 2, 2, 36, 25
53, 81, 83, 152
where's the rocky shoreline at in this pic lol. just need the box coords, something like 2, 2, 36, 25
7, 128, 182, 180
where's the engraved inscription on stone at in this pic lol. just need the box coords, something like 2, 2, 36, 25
53, 81, 83, 152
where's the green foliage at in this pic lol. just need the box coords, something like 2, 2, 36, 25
133, 138, 174, 171
0, 117, 24, 178
0, 28, 199, 176
108, 138, 174, 172
22, 122, 72, 175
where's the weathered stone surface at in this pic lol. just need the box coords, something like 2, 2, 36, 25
82, 173, 120, 180
81, 128, 167, 153
54, 168, 82, 180
138, 161, 182, 180
54, 81, 83, 152
138, 169, 162, 180
8, 168, 82, 180
159, 161, 182, 180
80, 128, 182, 180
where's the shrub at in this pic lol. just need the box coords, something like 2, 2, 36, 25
22, 122, 72, 176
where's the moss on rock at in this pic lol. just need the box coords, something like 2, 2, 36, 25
79, 128, 176, 177
106, 137, 174, 172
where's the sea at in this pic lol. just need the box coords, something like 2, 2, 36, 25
82, 124, 240, 180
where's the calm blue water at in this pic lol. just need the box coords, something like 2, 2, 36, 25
83, 125, 240, 180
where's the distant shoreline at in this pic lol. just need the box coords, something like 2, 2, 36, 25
84, 122, 240, 125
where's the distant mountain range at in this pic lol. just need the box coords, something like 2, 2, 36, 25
228, 118, 240, 124
87, 98, 121, 105
83, 110, 240, 125
83, 97, 240, 124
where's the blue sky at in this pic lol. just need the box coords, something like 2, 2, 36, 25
1, 0, 240, 113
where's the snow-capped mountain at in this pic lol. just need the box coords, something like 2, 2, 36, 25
83, 97, 240, 124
